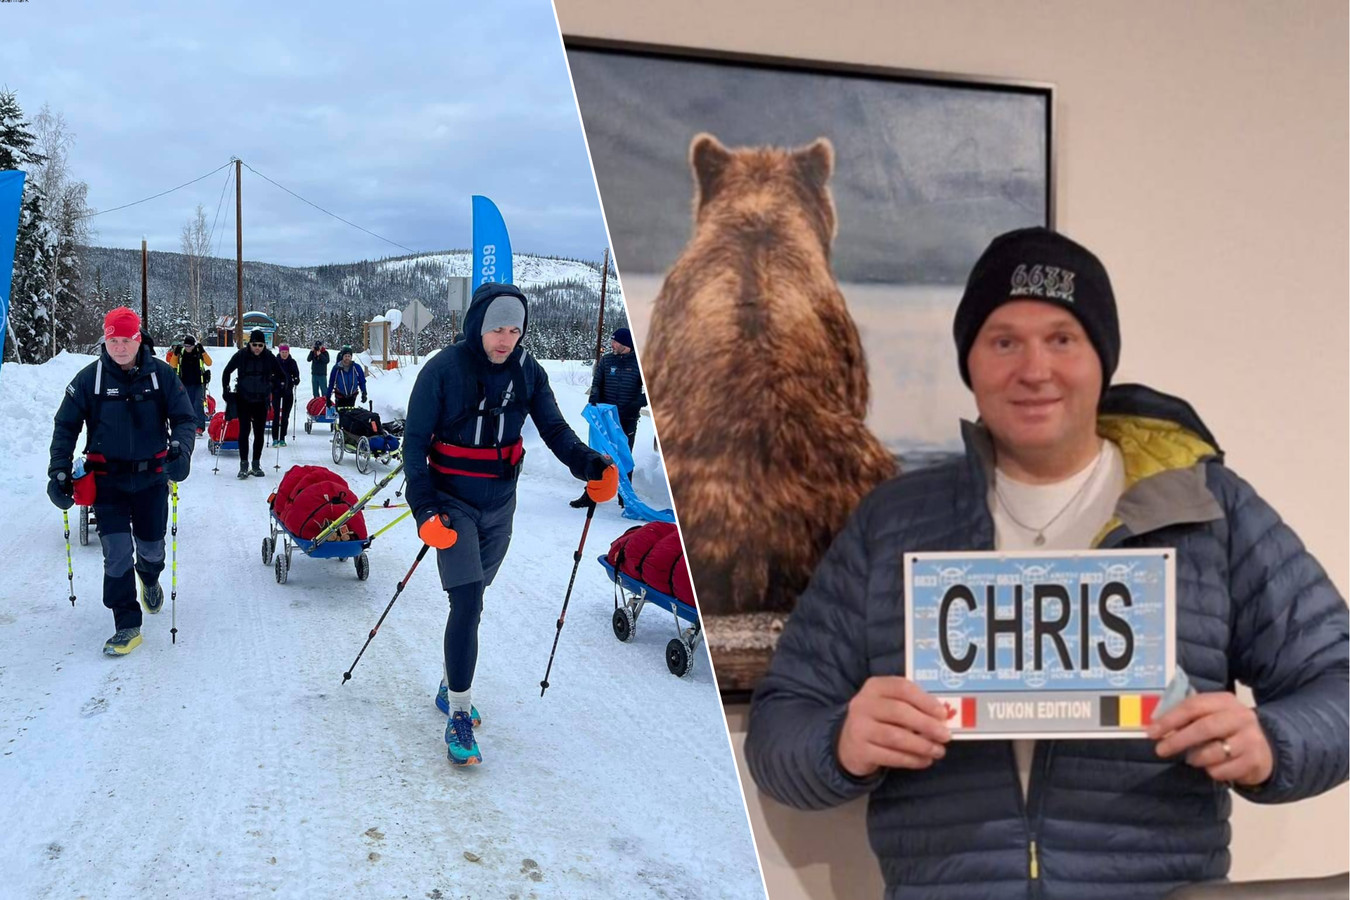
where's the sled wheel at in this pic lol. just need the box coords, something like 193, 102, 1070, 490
355, 552, 370, 581
665, 638, 693, 677
331, 427, 344, 464
355, 437, 372, 474
612, 607, 636, 643
261, 536, 275, 566
304, 421, 312, 434
79, 506, 90, 546
274, 552, 289, 584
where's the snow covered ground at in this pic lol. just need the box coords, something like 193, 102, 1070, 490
0, 350, 764, 899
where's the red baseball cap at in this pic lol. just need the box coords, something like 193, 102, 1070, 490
103, 307, 142, 341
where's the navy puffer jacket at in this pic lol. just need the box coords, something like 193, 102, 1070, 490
745, 384, 1348, 900
588, 350, 646, 418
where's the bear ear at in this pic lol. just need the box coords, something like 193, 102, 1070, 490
793, 137, 834, 190
690, 133, 731, 210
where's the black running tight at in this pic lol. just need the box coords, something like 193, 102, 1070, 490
444, 580, 485, 692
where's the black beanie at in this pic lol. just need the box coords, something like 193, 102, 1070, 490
612, 327, 633, 349
249, 329, 266, 345
953, 227, 1120, 388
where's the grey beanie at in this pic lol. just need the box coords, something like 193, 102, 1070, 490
480, 294, 526, 335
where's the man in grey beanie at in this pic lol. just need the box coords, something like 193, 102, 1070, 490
745, 226, 1347, 899
402, 282, 619, 768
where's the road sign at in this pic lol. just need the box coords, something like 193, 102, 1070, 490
401, 299, 434, 334
904, 548, 1175, 739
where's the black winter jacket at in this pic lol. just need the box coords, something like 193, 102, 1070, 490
222, 347, 284, 404
746, 384, 1349, 900
307, 347, 330, 376
588, 350, 646, 419
275, 356, 301, 398
404, 283, 602, 515
49, 345, 198, 491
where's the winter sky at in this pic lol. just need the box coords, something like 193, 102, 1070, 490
0, 0, 610, 267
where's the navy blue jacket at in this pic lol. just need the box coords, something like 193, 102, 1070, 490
588, 350, 646, 419
745, 384, 1348, 900
404, 283, 602, 515
49, 345, 198, 491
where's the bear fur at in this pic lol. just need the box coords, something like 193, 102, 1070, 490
643, 133, 895, 615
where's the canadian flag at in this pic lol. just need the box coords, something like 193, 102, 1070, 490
940, 697, 977, 729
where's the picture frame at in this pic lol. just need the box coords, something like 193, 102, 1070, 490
564, 36, 1056, 703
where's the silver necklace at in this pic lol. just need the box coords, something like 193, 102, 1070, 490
994, 448, 1106, 546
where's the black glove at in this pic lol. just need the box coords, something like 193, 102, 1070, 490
164, 440, 190, 482
583, 454, 611, 482
47, 469, 75, 511
361, 394, 368, 404
223, 388, 235, 401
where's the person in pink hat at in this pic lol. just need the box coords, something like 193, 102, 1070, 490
272, 344, 301, 447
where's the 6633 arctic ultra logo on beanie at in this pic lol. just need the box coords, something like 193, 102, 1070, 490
1010, 264, 1076, 303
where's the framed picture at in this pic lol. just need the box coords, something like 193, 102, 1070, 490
565, 36, 1055, 702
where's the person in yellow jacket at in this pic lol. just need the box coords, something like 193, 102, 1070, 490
166, 335, 213, 434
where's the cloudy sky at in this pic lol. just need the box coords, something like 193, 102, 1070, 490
0, 0, 610, 267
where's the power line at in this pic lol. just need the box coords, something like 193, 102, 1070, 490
80, 160, 233, 219
205, 163, 232, 259
238, 161, 421, 256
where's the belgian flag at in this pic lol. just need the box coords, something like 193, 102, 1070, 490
1100, 694, 1161, 727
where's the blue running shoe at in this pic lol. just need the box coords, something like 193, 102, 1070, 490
434, 680, 481, 726
445, 710, 482, 766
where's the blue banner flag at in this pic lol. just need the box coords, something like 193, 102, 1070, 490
471, 195, 512, 290
582, 403, 675, 524
0, 170, 26, 382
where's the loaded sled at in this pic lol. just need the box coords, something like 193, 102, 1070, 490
330, 406, 402, 475
600, 521, 702, 677
262, 463, 406, 584
303, 396, 338, 434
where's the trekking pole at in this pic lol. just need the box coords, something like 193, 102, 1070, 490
169, 480, 179, 643
61, 507, 77, 607
540, 499, 597, 697
342, 543, 431, 684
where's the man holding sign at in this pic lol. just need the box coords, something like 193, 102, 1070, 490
745, 228, 1347, 899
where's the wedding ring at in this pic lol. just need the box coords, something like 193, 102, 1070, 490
1220, 739, 1233, 760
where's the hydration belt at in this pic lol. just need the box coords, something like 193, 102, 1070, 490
429, 438, 524, 480
84, 449, 168, 476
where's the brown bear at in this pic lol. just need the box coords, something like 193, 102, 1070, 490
644, 133, 895, 616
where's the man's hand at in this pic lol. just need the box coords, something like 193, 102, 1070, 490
836, 676, 951, 778
1148, 692, 1273, 787
417, 510, 458, 550
47, 469, 75, 511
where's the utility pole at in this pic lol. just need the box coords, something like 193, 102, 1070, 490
593, 247, 610, 361
141, 238, 148, 328
235, 157, 244, 348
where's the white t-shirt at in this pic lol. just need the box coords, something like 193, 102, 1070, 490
987, 439, 1127, 797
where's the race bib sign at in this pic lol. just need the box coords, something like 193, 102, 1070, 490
904, 549, 1175, 739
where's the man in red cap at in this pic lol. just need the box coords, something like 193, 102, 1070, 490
47, 307, 197, 656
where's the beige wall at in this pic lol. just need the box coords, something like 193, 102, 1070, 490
555, 0, 1350, 896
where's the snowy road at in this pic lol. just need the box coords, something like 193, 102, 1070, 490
0, 353, 764, 899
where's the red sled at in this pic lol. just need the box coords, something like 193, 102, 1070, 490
600, 521, 701, 677
304, 396, 338, 434
262, 464, 372, 585
206, 410, 240, 455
